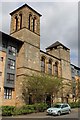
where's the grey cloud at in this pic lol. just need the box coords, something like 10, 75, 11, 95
1, 2, 24, 33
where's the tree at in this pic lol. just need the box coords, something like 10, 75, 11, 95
22, 74, 62, 104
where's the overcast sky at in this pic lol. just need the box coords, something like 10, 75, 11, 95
0, 1, 79, 67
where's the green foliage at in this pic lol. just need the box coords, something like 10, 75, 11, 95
13, 105, 35, 115
23, 74, 62, 103
2, 106, 15, 116
33, 103, 48, 112
69, 101, 80, 108
2, 102, 79, 116
2, 103, 48, 116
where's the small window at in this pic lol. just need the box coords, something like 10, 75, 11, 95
71, 68, 74, 73
19, 14, 22, 29
48, 59, 52, 75
4, 88, 12, 99
8, 46, 16, 56
41, 57, 45, 72
54, 62, 58, 76
28, 14, 32, 30
7, 73, 15, 84
0, 57, 3, 61
33, 17, 36, 32
0, 72, 2, 76
7, 59, 15, 70
15, 16, 18, 31
77, 70, 79, 75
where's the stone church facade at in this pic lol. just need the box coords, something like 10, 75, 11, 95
0, 4, 78, 106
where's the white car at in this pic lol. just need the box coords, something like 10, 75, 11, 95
47, 103, 71, 116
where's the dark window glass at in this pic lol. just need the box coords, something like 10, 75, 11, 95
8, 46, 16, 56
15, 16, 18, 31
48, 59, 52, 75
19, 14, 22, 29
71, 68, 74, 73
54, 104, 61, 108
7, 59, 15, 70
0, 57, 3, 61
7, 73, 15, 84
54, 62, 58, 76
4, 88, 12, 99
33, 17, 36, 32
28, 14, 32, 30
64, 104, 68, 107
0, 72, 2, 76
41, 57, 45, 72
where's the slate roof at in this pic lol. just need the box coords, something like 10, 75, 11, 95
10, 3, 42, 17
0, 31, 24, 44
71, 64, 80, 70
46, 41, 70, 50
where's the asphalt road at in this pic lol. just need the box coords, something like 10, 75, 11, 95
2, 108, 80, 120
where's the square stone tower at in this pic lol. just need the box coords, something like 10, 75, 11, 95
46, 41, 72, 102
46, 41, 71, 80
10, 4, 41, 73
10, 4, 42, 106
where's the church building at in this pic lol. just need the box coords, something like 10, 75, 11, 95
0, 4, 79, 106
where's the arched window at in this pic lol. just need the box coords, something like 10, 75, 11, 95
48, 59, 52, 75
54, 61, 58, 76
28, 14, 32, 30
15, 16, 18, 31
19, 14, 22, 29
33, 17, 36, 32
41, 57, 45, 72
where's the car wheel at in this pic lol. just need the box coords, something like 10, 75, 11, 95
57, 111, 61, 116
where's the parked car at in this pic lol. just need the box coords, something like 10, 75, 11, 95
46, 103, 71, 116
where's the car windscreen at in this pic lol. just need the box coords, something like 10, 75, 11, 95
54, 104, 61, 108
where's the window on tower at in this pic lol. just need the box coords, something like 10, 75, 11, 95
28, 14, 32, 30
0, 72, 2, 76
33, 17, 36, 32
15, 16, 18, 31
19, 14, 22, 29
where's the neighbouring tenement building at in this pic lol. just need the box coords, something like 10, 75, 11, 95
71, 64, 80, 101
0, 4, 80, 106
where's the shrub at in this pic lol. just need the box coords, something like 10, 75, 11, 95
2, 106, 15, 116
69, 101, 80, 108
13, 105, 35, 115
2, 103, 48, 116
34, 103, 48, 112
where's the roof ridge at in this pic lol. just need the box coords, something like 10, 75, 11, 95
46, 41, 70, 50
10, 3, 42, 16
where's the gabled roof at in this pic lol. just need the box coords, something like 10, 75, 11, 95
46, 41, 70, 50
10, 3, 42, 17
